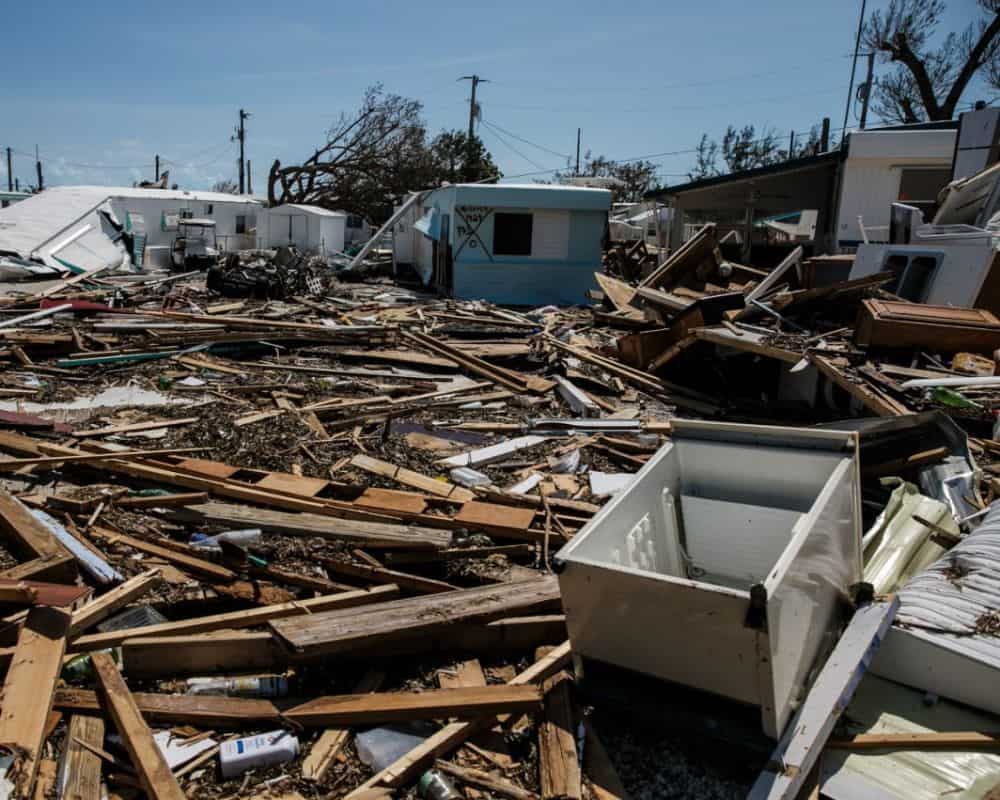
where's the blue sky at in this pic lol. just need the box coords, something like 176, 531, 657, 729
0, 0, 988, 193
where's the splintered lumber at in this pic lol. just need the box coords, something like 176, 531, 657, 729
862, 446, 950, 478
539, 677, 582, 800
454, 502, 540, 542
55, 688, 282, 728
0, 555, 77, 584
0, 606, 71, 798
747, 597, 899, 800
434, 760, 538, 800
90, 652, 186, 800
302, 670, 385, 782
172, 501, 450, 549
68, 569, 162, 637
0, 447, 206, 472
350, 454, 474, 503
827, 731, 1000, 751
271, 576, 561, 657
62, 714, 106, 800
71, 417, 199, 438
321, 558, 458, 594
285, 685, 542, 727
0, 489, 75, 582
121, 616, 568, 678
114, 492, 208, 509
347, 641, 572, 797
70, 585, 398, 653
88, 527, 236, 583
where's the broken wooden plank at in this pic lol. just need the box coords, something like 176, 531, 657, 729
302, 670, 385, 782
862, 446, 950, 478
91, 652, 186, 800
170, 501, 450, 550
584, 720, 628, 800
71, 418, 199, 439
0, 579, 89, 607
539, 676, 582, 800
88, 527, 236, 583
114, 492, 209, 509
439, 437, 547, 469
68, 569, 162, 637
270, 577, 561, 657
61, 714, 105, 800
350, 454, 474, 503
0, 447, 207, 472
810, 356, 910, 418
0, 489, 74, 582
347, 641, 572, 797
453, 502, 540, 542
827, 730, 1000, 751
284, 685, 542, 727
320, 557, 458, 595
54, 688, 281, 729
120, 616, 567, 679
70, 585, 398, 653
0, 606, 71, 798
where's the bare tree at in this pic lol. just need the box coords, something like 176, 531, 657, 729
688, 125, 785, 179
211, 179, 238, 194
863, 0, 1000, 123
267, 84, 428, 220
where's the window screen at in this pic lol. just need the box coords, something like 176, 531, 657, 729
493, 213, 533, 256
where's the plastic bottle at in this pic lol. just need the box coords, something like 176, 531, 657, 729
219, 729, 299, 778
418, 769, 463, 799
186, 676, 289, 697
63, 647, 121, 681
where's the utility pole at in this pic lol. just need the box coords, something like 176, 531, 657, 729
820, 117, 831, 152
35, 145, 43, 192
859, 51, 875, 130
842, 0, 868, 137
155, 154, 160, 182
235, 108, 250, 194
247, 160, 252, 195
576, 128, 581, 174
789, 130, 796, 160
458, 75, 488, 178
6, 148, 12, 192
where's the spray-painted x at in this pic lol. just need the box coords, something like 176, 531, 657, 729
453, 206, 494, 262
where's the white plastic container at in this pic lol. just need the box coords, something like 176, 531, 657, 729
219, 730, 299, 778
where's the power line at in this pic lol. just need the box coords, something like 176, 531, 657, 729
480, 118, 571, 160
480, 122, 549, 171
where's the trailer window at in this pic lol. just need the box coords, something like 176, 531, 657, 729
493, 213, 533, 256
235, 215, 247, 235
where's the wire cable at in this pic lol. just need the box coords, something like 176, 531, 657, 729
480, 123, 550, 171
480, 118, 571, 160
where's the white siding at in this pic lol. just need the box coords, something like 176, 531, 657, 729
530, 210, 570, 259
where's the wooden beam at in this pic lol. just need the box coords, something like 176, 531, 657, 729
0, 606, 71, 798
55, 687, 281, 729
270, 576, 561, 657
862, 446, 950, 478
70, 584, 398, 653
71, 418, 199, 438
114, 493, 209, 509
302, 670, 385, 782
88, 527, 236, 583
0, 580, 89, 607
346, 641, 572, 797
61, 714, 105, 800
539, 676, 582, 800
90, 652, 186, 800
0, 555, 76, 584
120, 615, 568, 679
68, 569, 162, 637
285, 685, 542, 728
